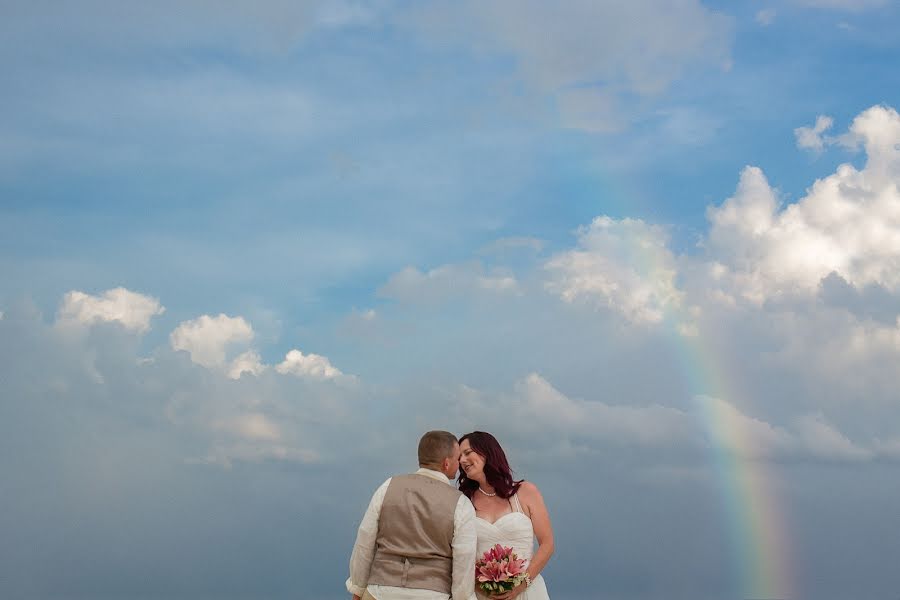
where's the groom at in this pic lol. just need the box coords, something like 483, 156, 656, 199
346, 430, 477, 600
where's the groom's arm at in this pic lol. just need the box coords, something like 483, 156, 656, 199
450, 495, 477, 600
346, 478, 391, 599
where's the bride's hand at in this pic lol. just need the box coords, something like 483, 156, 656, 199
493, 581, 526, 600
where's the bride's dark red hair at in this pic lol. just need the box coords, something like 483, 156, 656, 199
457, 431, 523, 500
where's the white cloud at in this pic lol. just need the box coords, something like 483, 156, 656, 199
169, 314, 254, 368
839, 104, 900, 177
698, 396, 795, 459
513, 373, 691, 445
794, 114, 834, 152
454, 373, 692, 449
793, 413, 873, 461
755, 9, 777, 25
705, 106, 900, 302
226, 350, 266, 380
275, 349, 343, 380
170, 316, 346, 382
160, 342, 361, 467
57, 287, 164, 333
452, 375, 882, 464
699, 397, 874, 462
545, 216, 682, 324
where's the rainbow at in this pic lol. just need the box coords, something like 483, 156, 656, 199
681, 363, 793, 600
663, 278, 792, 597
585, 203, 795, 600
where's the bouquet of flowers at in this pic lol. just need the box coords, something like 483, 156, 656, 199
474, 544, 528, 596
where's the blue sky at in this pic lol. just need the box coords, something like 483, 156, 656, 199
2, 2, 900, 600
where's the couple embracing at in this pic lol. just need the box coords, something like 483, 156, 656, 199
346, 430, 553, 600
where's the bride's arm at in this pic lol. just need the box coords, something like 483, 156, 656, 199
495, 481, 554, 600
519, 481, 554, 580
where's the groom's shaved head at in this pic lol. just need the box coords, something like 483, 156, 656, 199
418, 431, 458, 467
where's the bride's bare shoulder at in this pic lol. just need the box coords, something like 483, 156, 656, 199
517, 481, 543, 500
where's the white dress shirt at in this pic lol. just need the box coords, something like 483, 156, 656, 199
346, 468, 477, 600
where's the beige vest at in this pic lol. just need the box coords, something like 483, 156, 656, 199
367, 473, 461, 594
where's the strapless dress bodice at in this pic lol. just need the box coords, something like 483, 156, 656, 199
475, 512, 535, 561
474, 509, 550, 599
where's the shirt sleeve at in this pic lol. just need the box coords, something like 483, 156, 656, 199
450, 494, 478, 600
346, 478, 391, 597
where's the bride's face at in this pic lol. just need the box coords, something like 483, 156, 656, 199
459, 439, 486, 482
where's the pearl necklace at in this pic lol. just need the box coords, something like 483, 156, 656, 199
478, 487, 497, 497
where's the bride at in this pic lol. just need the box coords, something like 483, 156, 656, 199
458, 431, 554, 600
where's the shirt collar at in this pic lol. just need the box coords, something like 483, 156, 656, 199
415, 467, 453, 486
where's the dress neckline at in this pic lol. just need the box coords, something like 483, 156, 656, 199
474, 492, 529, 526
475, 510, 513, 526
475, 510, 530, 527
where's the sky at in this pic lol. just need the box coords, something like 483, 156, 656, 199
2, 1, 900, 599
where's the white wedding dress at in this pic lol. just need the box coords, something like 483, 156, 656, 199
474, 493, 550, 600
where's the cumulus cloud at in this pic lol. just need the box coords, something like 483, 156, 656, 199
696, 396, 879, 462
818, 272, 900, 324
226, 349, 266, 380
169, 313, 347, 382
56, 287, 164, 333
510, 373, 691, 446
275, 349, 343, 380
793, 413, 873, 461
451, 374, 882, 464
163, 366, 354, 467
169, 314, 255, 368
794, 114, 834, 152
449, 373, 694, 461
538, 105, 900, 333
4, 295, 365, 476
705, 106, 900, 303
698, 396, 795, 459
545, 216, 682, 324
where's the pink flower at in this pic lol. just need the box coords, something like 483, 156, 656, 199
507, 556, 527, 576
474, 544, 529, 591
488, 544, 505, 561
